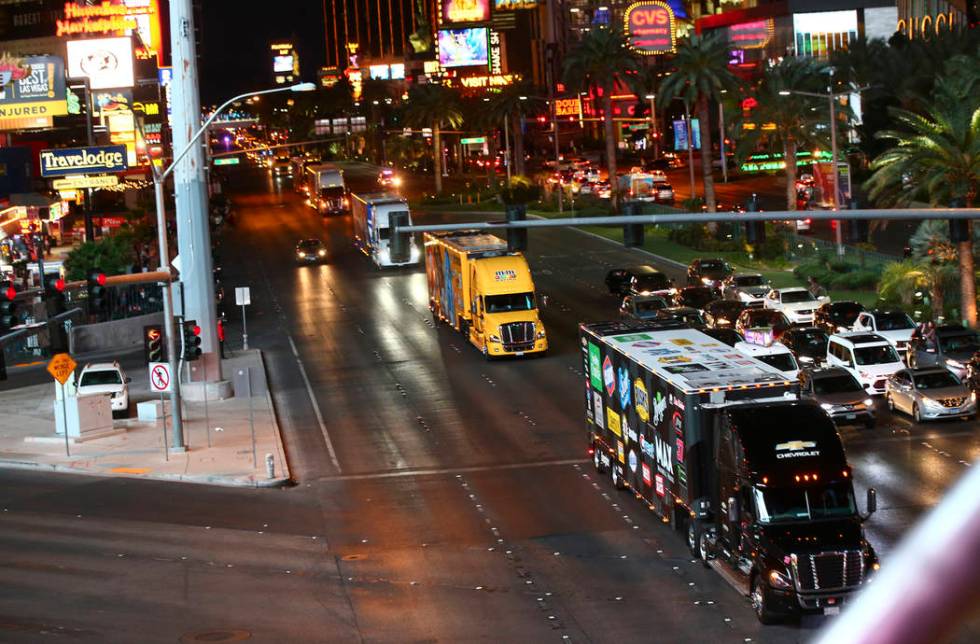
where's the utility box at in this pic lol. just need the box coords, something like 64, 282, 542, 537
54, 392, 115, 441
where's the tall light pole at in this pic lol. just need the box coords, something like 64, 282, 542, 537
781, 70, 867, 257
719, 90, 728, 184
645, 94, 659, 160
152, 83, 313, 451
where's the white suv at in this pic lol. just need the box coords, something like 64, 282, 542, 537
77, 362, 131, 418
763, 287, 823, 325
852, 310, 916, 356
827, 332, 904, 395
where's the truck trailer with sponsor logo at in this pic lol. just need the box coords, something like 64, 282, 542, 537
580, 320, 878, 623
306, 163, 347, 215
350, 192, 419, 267
425, 232, 547, 358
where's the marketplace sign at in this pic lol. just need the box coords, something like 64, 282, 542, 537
40, 144, 129, 177
56, 1, 164, 64
0, 55, 68, 121
624, 1, 677, 55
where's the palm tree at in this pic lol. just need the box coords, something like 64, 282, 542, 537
360, 78, 395, 164
657, 32, 740, 212
865, 57, 980, 326
878, 259, 956, 320
563, 26, 641, 209
403, 84, 463, 194
487, 82, 545, 177
734, 57, 835, 211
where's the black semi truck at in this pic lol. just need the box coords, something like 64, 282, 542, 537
580, 321, 879, 623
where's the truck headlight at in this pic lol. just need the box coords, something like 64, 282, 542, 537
298, 251, 306, 258
537, 330, 546, 339
820, 403, 834, 411
768, 569, 793, 589
489, 335, 500, 343
317, 249, 326, 257
863, 398, 874, 407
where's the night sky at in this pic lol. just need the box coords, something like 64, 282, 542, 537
199, 0, 327, 103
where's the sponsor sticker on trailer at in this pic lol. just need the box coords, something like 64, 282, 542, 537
589, 342, 602, 391
607, 408, 622, 437
642, 462, 652, 486
635, 377, 649, 422
603, 356, 616, 397
655, 473, 665, 497
617, 440, 626, 464
593, 392, 605, 429
617, 366, 631, 409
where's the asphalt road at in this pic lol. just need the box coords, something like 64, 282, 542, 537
0, 161, 976, 643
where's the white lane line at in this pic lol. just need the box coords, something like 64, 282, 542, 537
288, 334, 341, 472
316, 457, 589, 482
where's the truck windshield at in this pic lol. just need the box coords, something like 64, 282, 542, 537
754, 482, 856, 523
485, 292, 535, 313
320, 187, 344, 197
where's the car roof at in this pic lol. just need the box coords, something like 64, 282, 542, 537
831, 332, 889, 345
734, 341, 792, 356
786, 325, 825, 334
804, 366, 853, 378
867, 309, 909, 316
81, 362, 121, 371
777, 286, 809, 293
828, 300, 862, 308
732, 272, 763, 278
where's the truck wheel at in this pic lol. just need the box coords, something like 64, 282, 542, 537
686, 520, 700, 559
593, 447, 607, 473
751, 574, 779, 625
611, 464, 626, 490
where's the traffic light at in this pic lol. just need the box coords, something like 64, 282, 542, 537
506, 204, 528, 252
622, 201, 644, 248
0, 286, 19, 333
389, 211, 411, 264
181, 319, 202, 361
44, 275, 67, 314
744, 194, 765, 244
144, 324, 165, 364
87, 268, 108, 315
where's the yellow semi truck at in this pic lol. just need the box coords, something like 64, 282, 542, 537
424, 231, 548, 358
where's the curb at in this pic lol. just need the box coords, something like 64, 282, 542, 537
0, 458, 291, 489
256, 348, 292, 484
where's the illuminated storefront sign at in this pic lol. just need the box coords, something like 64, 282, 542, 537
52, 175, 120, 190
453, 73, 519, 88
0, 55, 68, 122
554, 97, 582, 118
624, 1, 676, 55
442, 0, 490, 24
727, 19, 773, 49
40, 144, 129, 177
494, 0, 539, 9
897, 12, 959, 39
488, 29, 503, 75
67, 36, 135, 90
739, 150, 832, 173
57, 1, 163, 64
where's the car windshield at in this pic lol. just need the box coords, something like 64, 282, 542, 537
813, 374, 862, 394
757, 353, 798, 373
794, 330, 829, 350
735, 275, 765, 287
485, 292, 535, 313
831, 304, 864, 322
854, 344, 900, 365
939, 333, 980, 354
875, 312, 914, 331
914, 371, 961, 390
298, 240, 322, 250
755, 482, 857, 523
748, 311, 787, 326
680, 289, 714, 307
635, 299, 667, 313
633, 274, 670, 291
782, 291, 816, 304
80, 370, 121, 386
699, 260, 730, 274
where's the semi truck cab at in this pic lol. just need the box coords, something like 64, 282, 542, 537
695, 402, 878, 623
468, 255, 547, 357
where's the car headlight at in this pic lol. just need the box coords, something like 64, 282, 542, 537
393, 177, 402, 187
820, 403, 834, 411
768, 569, 793, 589
701, 277, 712, 285
923, 397, 943, 409
489, 335, 501, 343
298, 251, 306, 258
863, 398, 874, 407
798, 356, 813, 363
318, 249, 326, 257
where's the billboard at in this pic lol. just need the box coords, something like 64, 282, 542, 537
493, 0, 539, 9
438, 28, 489, 69
442, 0, 491, 24
39, 144, 129, 177
672, 118, 701, 151
273, 55, 294, 73
624, 1, 677, 55
67, 36, 135, 90
57, 0, 164, 64
0, 55, 68, 121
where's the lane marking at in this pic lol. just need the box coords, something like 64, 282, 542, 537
314, 457, 588, 482
288, 334, 341, 472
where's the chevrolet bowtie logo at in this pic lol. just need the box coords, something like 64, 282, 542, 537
775, 440, 817, 452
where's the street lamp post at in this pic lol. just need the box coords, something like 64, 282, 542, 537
152, 82, 313, 451
645, 94, 659, 160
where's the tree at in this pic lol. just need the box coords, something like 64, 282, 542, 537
64, 228, 138, 281
563, 26, 641, 209
865, 55, 980, 326
878, 259, 956, 320
462, 96, 502, 189
360, 78, 396, 164
403, 84, 463, 194
487, 81, 546, 178
734, 57, 835, 210
657, 32, 740, 212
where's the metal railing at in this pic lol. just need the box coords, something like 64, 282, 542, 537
0, 307, 84, 365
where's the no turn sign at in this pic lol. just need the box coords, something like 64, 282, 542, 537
148, 362, 172, 393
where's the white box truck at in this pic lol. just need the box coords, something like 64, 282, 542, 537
349, 192, 420, 268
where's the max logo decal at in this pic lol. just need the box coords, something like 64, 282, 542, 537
652, 391, 667, 425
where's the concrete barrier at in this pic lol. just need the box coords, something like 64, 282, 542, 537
69, 312, 163, 354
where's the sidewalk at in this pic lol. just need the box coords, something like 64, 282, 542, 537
0, 350, 290, 488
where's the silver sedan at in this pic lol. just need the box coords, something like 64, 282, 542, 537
885, 367, 977, 423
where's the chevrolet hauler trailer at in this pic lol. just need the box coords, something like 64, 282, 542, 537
350, 192, 420, 268
306, 163, 347, 215
580, 321, 878, 623
425, 232, 547, 358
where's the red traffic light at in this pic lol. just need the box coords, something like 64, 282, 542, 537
192, 325, 201, 336
97, 273, 106, 286
4, 286, 15, 301
55, 278, 65, 292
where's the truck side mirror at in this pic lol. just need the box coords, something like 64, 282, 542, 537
727, 496, 739, 523
866, 488, 877, 516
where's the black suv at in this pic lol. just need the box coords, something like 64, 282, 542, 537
687, 258, 734, 289
779, 326, 830, 367
672, 285, 718, 311
605, 265, 673, 297
813, 301, 865, 334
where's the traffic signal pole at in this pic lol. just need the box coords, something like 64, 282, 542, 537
153, 178, 185, 451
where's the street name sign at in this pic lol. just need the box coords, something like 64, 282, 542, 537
235, 287, 251, 306
47, 353, 77, 385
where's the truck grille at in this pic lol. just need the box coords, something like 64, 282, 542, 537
501, 322, 535, 351
794, 551, 863, 591
939, 397, 967, 408
797, 309, 813, 316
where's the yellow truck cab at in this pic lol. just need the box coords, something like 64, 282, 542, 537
425, 232, 548, 358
